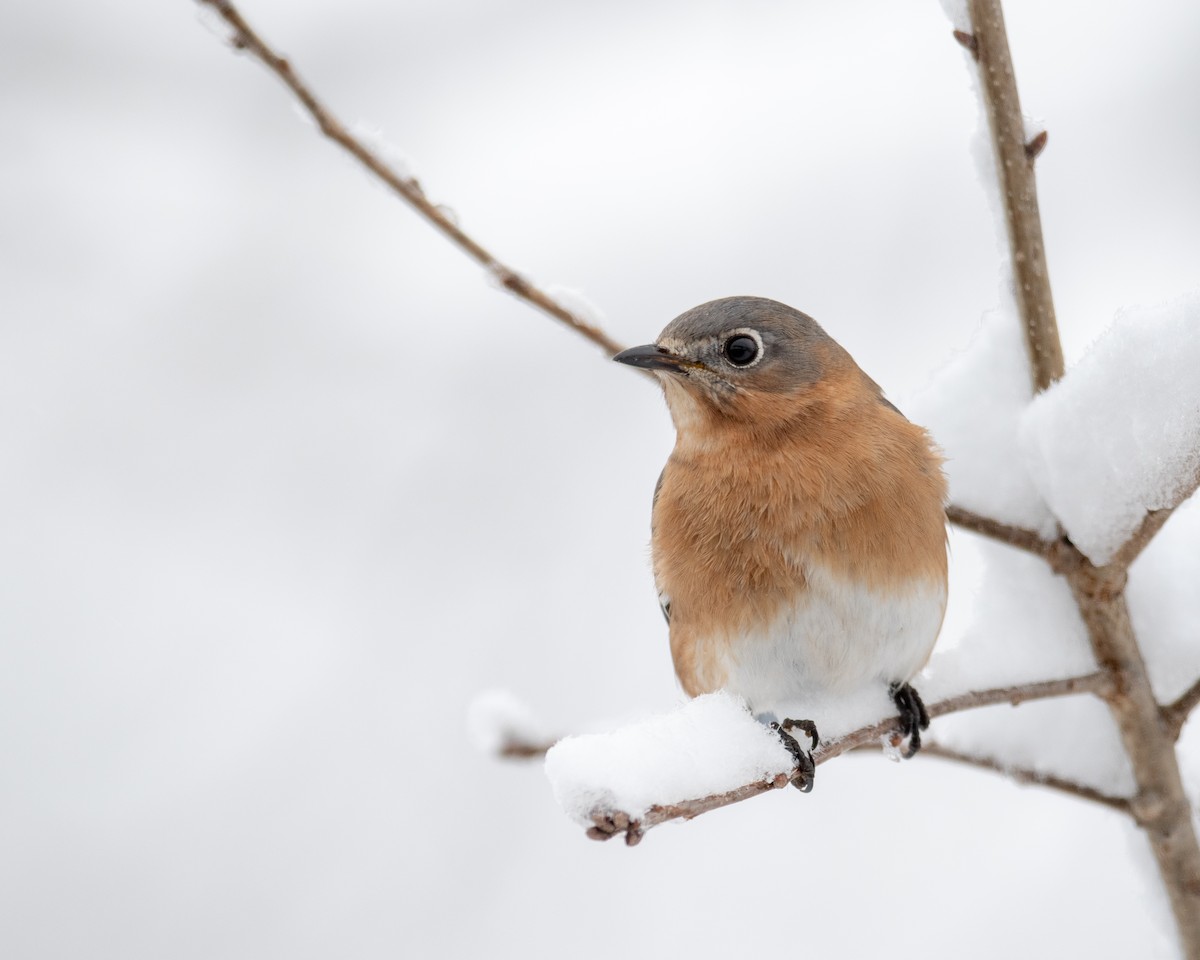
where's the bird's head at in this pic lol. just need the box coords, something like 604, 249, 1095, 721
614, 296, 871, 435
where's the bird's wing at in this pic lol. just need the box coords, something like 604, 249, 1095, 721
652, 468, 671, 624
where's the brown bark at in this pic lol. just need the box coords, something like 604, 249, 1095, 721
1069, 563, 1200, 949
962, 3, 1200, 950
967, 0, 1064, 392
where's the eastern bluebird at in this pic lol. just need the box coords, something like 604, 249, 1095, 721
614, 297, 948, 790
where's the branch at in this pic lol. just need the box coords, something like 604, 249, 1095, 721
918, 741, 1131, 815
498, 741, 558, 760
964, 0, 1064, 392
194, 0, 626, 358
582, 671, 1109, 844
956, 5, 1200, 951
1105, 466, 1200, 573
588, 774, 792, 847
815, 672, 1109, 763
1067, 564, 1200, 952
945, 504, 1062, 561
1163, 677, 1200, 742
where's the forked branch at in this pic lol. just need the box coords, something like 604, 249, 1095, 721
1164, 677, 1200, 742
957, 3, 1200, 951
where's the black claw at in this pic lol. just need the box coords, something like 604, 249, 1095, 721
782, 717, 820, 751
889, 682, 930, 759
772, 718, 819, 792
912, 687, 930, 731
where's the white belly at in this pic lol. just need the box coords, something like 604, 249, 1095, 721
716, 565, 945, 716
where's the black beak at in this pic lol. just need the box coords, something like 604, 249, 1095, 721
612, 343, 692, 372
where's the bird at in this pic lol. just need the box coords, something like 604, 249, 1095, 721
613, 296, 948, 790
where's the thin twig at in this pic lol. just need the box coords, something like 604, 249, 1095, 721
498, 741, 559, 760
582, 671, 1109, 843
589, 774, 792, 847
815, 672, 1110, 764
965, 0, 1064, 392
918, 742, 1131, 814
1164, 677, 1200, 742
194, 0, 626, 357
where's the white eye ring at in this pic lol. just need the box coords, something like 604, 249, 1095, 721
721, 328, 764, 368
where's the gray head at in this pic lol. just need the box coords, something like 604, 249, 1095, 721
613, 297, 857, 410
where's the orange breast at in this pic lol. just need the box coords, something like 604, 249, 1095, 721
652, 372, 948, 699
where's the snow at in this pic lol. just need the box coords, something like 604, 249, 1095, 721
1020, 295, 1200, 565
11, 1, 1200, 957
348, 122, 418, 182
1127, 495, 1200, 704
194, 3, 240, 48
466, 689, 553, 756
933, 695, 1134, 798
923, 544, 1094, 698
908, 307, 1057, 536
1023, 114, 1047, 145
544, 692, 793, 823
937, 0, 971, 33
543, 284, 607, 329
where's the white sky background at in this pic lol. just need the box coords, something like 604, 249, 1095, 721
2, 1, 1199, 957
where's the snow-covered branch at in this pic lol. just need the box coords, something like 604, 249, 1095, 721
1109, 479, 1199, 574
195, 2, 1200, 949
194, 0, 624, 358
481, 673, 1110, 846
951, 2, 1200, 951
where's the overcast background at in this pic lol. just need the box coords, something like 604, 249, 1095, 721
3, 1, 1199, 957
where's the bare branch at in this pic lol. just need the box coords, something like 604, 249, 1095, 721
194, 0, 626, 358
815, 672, 1110, 764
498, 741, 558, 760
1163, 677, 1200, 742
918, 742, 1131, 815
944, 504, 1079, 574
945, 504, 1049, 554
582, 671, 1109, 843
965, 0, 1064, 392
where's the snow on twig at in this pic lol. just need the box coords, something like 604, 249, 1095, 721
498, 674, 1111, 845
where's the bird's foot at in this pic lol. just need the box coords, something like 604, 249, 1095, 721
889, 682, 931, 759
771, 718, 819, 793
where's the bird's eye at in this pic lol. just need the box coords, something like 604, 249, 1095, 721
723, 335, 760, 367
